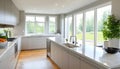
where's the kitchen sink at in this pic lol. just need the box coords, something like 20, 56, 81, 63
7, 38, 16, 42
64, 43, 79, 48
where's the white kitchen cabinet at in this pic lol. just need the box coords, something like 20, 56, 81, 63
61, 49, 69, 69
21, 37, 47, 50
0, 0, 19, 25
17, 37, 22, 52
0, 45, 15, 69
50, 41, 100, 69
51, 42, 69, 69
81, 59, 99, 69
69, 54, 81, 69
21, 37, 31, 50
5, 0, 13, 25
0, 0, 5, 24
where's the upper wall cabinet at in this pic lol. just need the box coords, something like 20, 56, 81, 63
0, 0, 5, 24
0, 0, 19, 25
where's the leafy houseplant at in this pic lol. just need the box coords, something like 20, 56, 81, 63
102, 15, 120, 48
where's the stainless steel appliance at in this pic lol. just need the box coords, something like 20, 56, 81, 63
47, 39, 51, 57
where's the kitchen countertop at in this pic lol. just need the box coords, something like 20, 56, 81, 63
0, 38, 17, 59
48, 37, 120, 69
22, 34, 61, 38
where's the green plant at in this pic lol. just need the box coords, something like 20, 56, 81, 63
102, 15, 120, 40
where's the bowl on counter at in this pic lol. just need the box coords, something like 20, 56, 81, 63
0, 41, 8, 49
104, 47, 119, 54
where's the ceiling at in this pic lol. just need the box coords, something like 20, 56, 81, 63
12, 0, 97, 14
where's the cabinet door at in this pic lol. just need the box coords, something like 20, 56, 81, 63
51, 42, 69, 69
61, 49, 69, 69
21, 37, 31, 50
0, 0, 5, 24
51, 42, 57, 61
0, 46, 15, 69
29, 37, 47, 49
69, 54, 81, 69
5, 0, 13, 25
12, 2, 19, 25
81, 60, 99, 69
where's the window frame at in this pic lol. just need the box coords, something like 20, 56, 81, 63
64, 2, 111, 53
48, 16, 57, 34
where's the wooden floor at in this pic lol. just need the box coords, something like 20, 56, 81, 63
16, 49, 60, 69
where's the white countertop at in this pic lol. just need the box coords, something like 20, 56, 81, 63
0, 39, 17, 59
22, 34, 61, 38
48, 37, 120, 69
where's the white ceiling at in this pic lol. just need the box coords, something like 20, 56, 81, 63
12, 0, 97, 14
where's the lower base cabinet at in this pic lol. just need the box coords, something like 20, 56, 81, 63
81, 59, 99, 69
0, 38, 21, 69
50, 42, 99, 69
21, 37, 47, 50
0, 46, 15, 69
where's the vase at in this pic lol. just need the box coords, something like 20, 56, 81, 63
109, 39, 120, 48
104, 41, 109, 48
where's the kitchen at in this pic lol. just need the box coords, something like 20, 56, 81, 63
0, 0, 120, 69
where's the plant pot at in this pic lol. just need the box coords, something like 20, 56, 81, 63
104, 41, 109, 48
109, 39, 120, 48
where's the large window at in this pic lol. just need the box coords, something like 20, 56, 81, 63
65, 16, 72, 39
65, 4, 111, 48
49, 16, 56, 33
26, 16, 45, 35
97, 5, 111, 46
25, 15, 58, 35
75, 13, 83, 45
85, 10, 94, 47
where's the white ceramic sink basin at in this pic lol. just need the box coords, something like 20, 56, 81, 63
64, 43, 79, 48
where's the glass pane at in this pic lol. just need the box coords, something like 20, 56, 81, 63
35, 23, 44, 34
75, 13, 83, 45
97, 5, 111, 46
85, 10, 94, 47
26, 16, 35, 22
36, 16, 45, 22
49, 17, 56, 33
68, 16, 72, 38
26, 22, 35, 34
65, 17, 68, 39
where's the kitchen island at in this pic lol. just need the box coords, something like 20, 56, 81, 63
47, 37, 120, 69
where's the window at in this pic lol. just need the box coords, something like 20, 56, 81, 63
97, 5, 111, 46
49, 16, 56, 33
65, 16, 72, 39
75, 13, 83, 45
25, 16, 45, 35
85, 10, 94, 47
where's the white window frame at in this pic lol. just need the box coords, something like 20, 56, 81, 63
48, 16, 57, 34
64, 2, 112, 53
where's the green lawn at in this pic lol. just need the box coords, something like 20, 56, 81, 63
76, 32, 104, 42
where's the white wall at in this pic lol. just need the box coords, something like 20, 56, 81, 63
112, 0, 120, 19
13, 11, 25, 36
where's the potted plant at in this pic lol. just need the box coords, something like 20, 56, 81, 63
102, 15, 120, 49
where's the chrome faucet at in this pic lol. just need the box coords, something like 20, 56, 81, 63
70, 36, 77, 45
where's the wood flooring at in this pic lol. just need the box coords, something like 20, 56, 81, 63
16, 49, 60, 69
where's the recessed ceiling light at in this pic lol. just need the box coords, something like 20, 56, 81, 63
55, 3, 58, 6
62, 5, 65, 8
